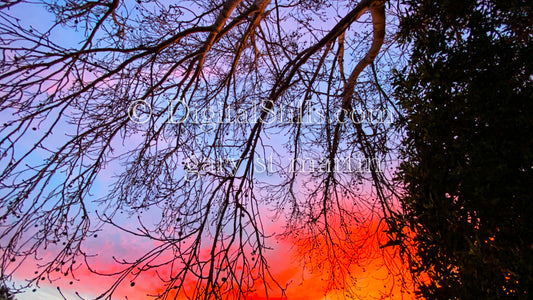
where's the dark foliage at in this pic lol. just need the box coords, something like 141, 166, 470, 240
0, 285, 14, 300
394, 0, 533, 298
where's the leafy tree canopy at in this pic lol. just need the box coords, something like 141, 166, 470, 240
394, 0, 533, 298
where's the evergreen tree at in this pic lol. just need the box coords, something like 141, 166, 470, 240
394, 0, 533, 298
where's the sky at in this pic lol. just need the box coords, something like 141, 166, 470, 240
1, 1, 418, 299
13, 217, 417, 300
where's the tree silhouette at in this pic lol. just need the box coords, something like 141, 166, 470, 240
0, 284, 14, 300
393, 0, 533, 298
0, 0, 408, 299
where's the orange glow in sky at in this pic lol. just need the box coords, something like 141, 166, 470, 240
14, 207, 422, 300
83, 222, 417, 299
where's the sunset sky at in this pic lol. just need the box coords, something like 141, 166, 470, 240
2, 0, 530, 299
13, 215, 418, 299
1, 1, 418, 299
